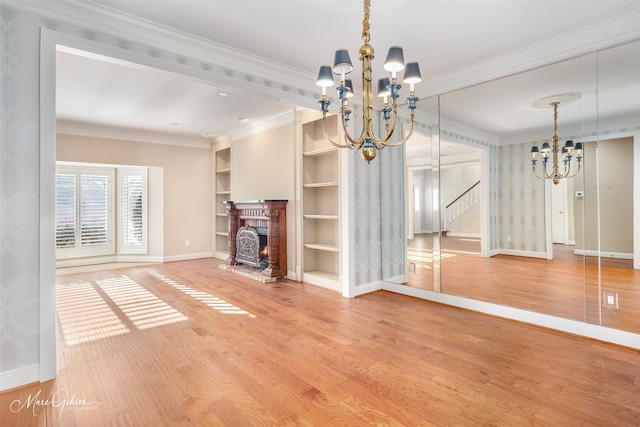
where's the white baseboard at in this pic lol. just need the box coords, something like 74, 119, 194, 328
446, 232, 481, 238
163, 252, 212, 262
348, 280, 383, 298
496, 249, 547, 259
574, 249, 634, 259
57, 254, 164, 268
382, 282, 640, 350
0, 364, 39, 392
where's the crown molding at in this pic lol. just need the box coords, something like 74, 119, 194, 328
4, 0, 640, 126
228, 110, 295, 142
3, 0, 318, 108
440, 117, 500, 147
56, 120, 212, 149
420, 9, 640, 98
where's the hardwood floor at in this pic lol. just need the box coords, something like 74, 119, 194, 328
408, 235, 640, 335
2, 258, 640, 425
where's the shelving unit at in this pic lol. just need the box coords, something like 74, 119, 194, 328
301, 113, 341, 291
214, 145, 231, 260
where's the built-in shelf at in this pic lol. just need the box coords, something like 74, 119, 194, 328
214, 145, 232, 261
304, 242, 339, 252
304, 214, 339, 220
303, 182, 338, 188
303, 146, 338, 157
300, 112, 341, 292
303, 270, 339, 287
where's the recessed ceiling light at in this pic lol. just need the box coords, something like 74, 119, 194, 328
217, 91, 230, 97
236, 117, 250, 123
168, 122, 179, 126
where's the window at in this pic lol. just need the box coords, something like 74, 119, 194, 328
55, 165, 148, 260
55, 166, 115, 258
118, 167, 148, 254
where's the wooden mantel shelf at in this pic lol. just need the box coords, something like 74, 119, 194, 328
223, 200, 287, 278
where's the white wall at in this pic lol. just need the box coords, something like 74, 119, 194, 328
57, 133, 212, 259
230, 124, 297, 277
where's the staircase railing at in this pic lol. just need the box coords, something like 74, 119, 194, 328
444, 180, 481, 232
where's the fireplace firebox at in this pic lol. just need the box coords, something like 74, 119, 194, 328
223, 200, 287, 278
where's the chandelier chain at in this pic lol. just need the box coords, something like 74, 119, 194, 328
362, 0, 371, 43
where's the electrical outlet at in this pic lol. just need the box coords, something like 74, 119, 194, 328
603, 291, 619, 309
185, 240, 190, 247
409, 263, 416, 273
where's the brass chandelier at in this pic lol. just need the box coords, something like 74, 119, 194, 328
530, 93, 583, 185
315, 0, 421, 163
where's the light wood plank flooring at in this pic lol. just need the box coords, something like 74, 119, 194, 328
2, 258, 640, 425
408, 235, 640, 335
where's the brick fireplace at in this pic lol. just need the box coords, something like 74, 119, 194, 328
222, 200, 287, 279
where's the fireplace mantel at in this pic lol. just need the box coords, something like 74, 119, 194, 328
223, 200, 287, 278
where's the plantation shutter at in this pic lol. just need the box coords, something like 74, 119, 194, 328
55, 166, 115, 259
80, 173, 110, 246
118, 167, 148, 254
55, 173, 77, 249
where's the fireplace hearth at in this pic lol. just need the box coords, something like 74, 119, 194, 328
222, 200, 287, 279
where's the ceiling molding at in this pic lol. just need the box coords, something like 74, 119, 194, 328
440, 117, 500, 147
4, 0, 318, 109
419, 9, 640, 98
499, 115, 640, 146
56, 120, 212, 149
6, 0, 639, 112
228, 110, 295, 142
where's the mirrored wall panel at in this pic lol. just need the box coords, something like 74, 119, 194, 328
400, 40, 639, 335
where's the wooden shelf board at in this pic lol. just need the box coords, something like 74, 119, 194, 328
303, 146, 338, 157
216, 190, 231, 195
215, 232, 228, 237
216, 168, 231, 174
216, 213, 228, 217
304, 214, 339, 220
304, 242, 339, 252
303, 182, 338, 188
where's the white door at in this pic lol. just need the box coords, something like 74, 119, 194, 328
413, 174, 423, 234
551, 179, 567, 244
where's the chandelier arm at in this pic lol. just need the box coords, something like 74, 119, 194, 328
321, 119, 356, 149
367, 103, 398, 147
340, 112, 367, 146
532, 164, 552, 180
531, 166, 545, 180
565, 162, 581, 179
382, 112, 416, 147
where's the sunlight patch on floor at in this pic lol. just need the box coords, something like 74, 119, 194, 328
57, 281, 130, 345
145, 269, 257, 318
407, 248, 457, 264
96, 275, 189, 329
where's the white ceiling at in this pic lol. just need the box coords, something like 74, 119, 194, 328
56, 0, 640, 157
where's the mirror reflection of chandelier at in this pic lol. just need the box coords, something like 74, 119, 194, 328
530, 93, 583, 185
315, 0, 421, 163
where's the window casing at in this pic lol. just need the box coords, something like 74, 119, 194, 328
55, 166, 115, 258
118, 167, 148, 254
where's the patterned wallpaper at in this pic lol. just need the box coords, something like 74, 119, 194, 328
497, 143, 547, 254
351, 149, 382, 286
1, 5, 44, 378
